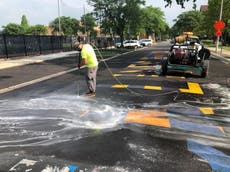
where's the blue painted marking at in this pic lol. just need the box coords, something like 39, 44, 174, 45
170, 119, 224, 136
167, 107, 202, 116
187, 139, 230, 172
68, 164, 78, 172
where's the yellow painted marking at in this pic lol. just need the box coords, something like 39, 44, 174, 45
218, 126, 225, 133
137, 74, 145, 77
125, 110, 171, 128
128, 64, 136, 68
199, 107, 214, 115
144, 85, 162, 90
179, 82, 204, 95
151, 75, 159, 78
166, 76, 185, 79
113, 74, 121, 77
120, 70, 140, 73
112, 84, 128, 88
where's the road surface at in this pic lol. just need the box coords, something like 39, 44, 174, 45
0, 41, 229, 172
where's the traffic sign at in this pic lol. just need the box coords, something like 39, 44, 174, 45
215, 30, 222, 37
214, 20, 225, 30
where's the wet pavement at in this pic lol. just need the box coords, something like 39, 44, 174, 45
0, 42, 230, 172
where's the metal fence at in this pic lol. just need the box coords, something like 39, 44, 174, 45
0, 34, 75, 59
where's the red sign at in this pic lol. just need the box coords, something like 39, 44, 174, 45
214, 20, 225, 30
215, 30, 222, 37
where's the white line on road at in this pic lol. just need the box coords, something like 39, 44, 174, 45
0, 68, 78, 94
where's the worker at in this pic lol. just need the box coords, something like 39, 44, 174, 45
74, 41, 98, 97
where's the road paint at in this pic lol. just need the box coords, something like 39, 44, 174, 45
0, 68, 77, 94
113, 74, 121, 77
199, 107, 214, 115
187, 139, 230, 172
179, 82, 204, 94
128, 64, 136, 68
151, 75, 159, 77
218, 126, 225, 133
170, 119, 225, 136
137, 74, 145, 77
112, 84, 129, 88
9, 159, 37, 171
166, 76, 185, 79
144, 85, 162, 90
125, 110, 171, 128
68, 165, 78, 172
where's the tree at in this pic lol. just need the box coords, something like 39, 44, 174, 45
164, 0, 197, 8
140, 6, 168, 38
27, 24, 47, 35
205, 0, 230, 40
21, 15, 29, 34
2, 23, 24, 35
49, 16, 80, 35
88, 0, 145, 45
170, 11, 205, 37
80, 13, 96, 39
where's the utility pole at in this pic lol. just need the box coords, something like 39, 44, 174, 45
83, 5, 87, 42
57, 0, 61, 35
216, 0, 224, 52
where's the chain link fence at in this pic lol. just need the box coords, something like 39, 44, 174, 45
0, 34, 76, 59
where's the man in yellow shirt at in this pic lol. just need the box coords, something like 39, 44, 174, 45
75, 42, 98, 97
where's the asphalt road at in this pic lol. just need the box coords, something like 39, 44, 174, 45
0, 41, 230, 172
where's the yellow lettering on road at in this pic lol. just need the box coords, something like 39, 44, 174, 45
125, 110, 171, 128
112, 84, 128, 88
179, 82, 204, 94
144, 85, 162, 90
137, 74, 145, 77
199, 107, 214, 115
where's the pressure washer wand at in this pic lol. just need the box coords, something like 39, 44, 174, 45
77, 51, 81, 96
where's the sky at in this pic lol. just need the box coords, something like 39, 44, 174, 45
0, 0, 208, 29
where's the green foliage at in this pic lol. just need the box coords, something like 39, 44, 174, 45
2, 23, 25, 35
205, 0, 230, 36
27, 24, 47, 35
81, 13, 96, 34
164, 0, 197, 8
88, 0, 145, 43
140, 6, 168, 37
49, 16, 80, 35
170, 10, 205, 37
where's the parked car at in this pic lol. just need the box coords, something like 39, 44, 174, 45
115, 40, 142, 48
139, 39, 153, 47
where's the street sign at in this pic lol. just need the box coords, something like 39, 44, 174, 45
213, 20, 225, 30
215, 31, 222, 37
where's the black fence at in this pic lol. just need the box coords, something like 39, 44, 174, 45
0, 34, 76, 59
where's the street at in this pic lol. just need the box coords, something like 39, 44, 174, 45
0, 41, 230, 172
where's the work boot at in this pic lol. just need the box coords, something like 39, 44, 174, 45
85, 91, 96, 97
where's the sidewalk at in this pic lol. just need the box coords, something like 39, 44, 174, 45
0, 51, 78, 70
207, 46, 230, 59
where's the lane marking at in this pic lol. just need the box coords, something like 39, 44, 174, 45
120, 70, 141, 73
0, 68, 77, 94
179, 82, 204, 94
199, 107, 214, 115
112, 84, 128, 88
144, 85, 162, 90
137, 74, 145, 77
166, 76, 185, 79
125, 110, 171, 128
